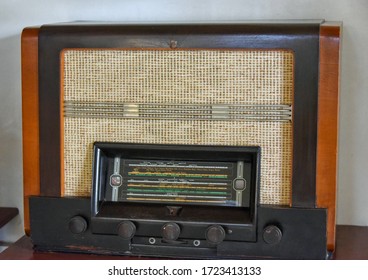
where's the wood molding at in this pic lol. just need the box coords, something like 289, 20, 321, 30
316, 22, 342, 251
21, 27, 40, 235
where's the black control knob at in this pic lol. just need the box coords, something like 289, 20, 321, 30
263, 225, 283, 245
162, 222, 181, 241
68, 216, 88, 234
206, 225, 226, 244
117, 221, 136, 240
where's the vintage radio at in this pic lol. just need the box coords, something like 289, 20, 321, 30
21, 20, 341, 259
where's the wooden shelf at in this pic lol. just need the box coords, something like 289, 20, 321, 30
333, 225, 368, 260
0, 207, 18, 229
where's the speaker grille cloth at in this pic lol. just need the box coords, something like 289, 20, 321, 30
62, 49, 294, 205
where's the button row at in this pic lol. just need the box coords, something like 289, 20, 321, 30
68, 217, 282, 245
117, 221, 227, 244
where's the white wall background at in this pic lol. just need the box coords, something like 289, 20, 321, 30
0, 0, 367, 244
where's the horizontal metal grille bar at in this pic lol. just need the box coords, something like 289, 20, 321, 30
63, 101, 292, 122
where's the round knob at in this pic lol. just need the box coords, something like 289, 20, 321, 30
263, 225, 282, 245
117, 221, 136, 240
68, 216, 87, 234
162, 223, 181, 241
206, 225, 226, 244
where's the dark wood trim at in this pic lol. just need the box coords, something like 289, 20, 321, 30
290, 27, 320, 208
38, 23, 321, 206
28, 197, 328, 259
59, 50, 66, 197
316, 22, 342, 252
21, 27, 40, 235
2, 225, 366, 260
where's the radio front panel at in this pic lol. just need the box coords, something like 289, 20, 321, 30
21, 21, 341, 259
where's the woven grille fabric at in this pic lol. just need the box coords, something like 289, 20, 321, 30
62, 49, 294, 205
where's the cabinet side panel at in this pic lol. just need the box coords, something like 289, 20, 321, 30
317, 23, 342, 252
21, 27, 40, 235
